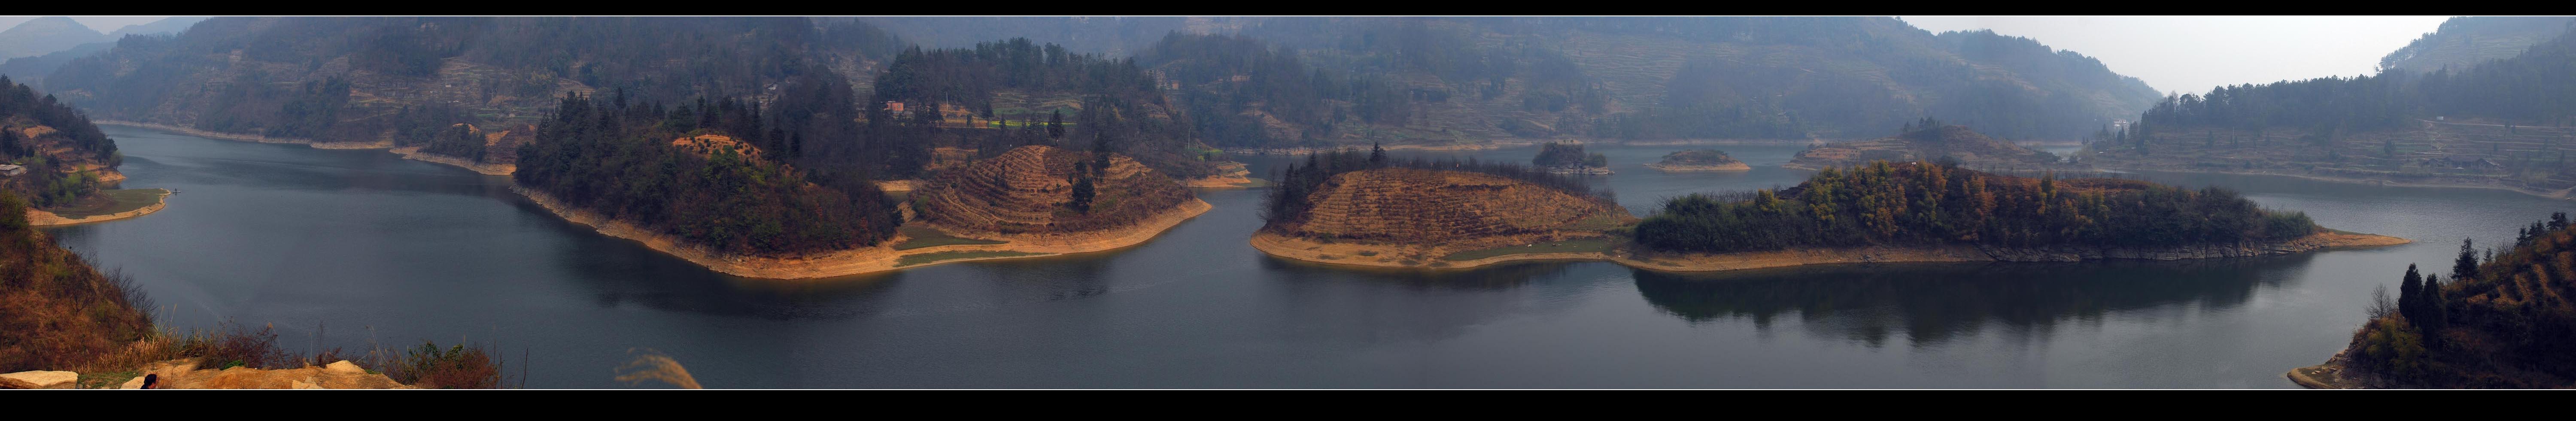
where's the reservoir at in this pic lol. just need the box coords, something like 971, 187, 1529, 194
49, 125, 2569, 388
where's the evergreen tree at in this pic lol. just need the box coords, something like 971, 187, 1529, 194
2399, 264, 2425, 325
2452, 238, 2482, 281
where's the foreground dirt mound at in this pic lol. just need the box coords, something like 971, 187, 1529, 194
1282, 168, 1620, 242
915, 145, 1194, 234
115, 360, 410, 389
1789, 125, 2050, 170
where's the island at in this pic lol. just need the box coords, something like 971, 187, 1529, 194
1643, 149, 1750, 172
2291, 212, 2576, 388
1252, 153, 2404, 273
1, 76, 163, 226
1533, 142, 1613, 175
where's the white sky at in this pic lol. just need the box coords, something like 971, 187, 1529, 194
0, 16, 173, 34
1902, 15, 2452, 96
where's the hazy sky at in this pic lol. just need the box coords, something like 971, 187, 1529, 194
0, 16, 172, 34
1903, 16, 2453, 95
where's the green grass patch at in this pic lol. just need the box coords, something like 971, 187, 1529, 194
1440, 237, 1613, 261
896, 250, 1048, 267
1561, 213, 1631, 232
892, 225, 1007, 250
44, 188, 167, 218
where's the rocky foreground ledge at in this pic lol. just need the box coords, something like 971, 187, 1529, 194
1, 360, 411, 389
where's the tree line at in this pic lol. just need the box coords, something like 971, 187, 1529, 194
2141, 26, 2576, 136
1634, 161, 2316, 253
0, 76, 118, 207
514, 91, 903, 256
2350, 212, 2576, 387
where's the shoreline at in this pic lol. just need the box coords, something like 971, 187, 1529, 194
26, 189, 170, 226
1643, 162, 1751, 172
97, 121, 509, 176
1224, 138, 1818, 155
518, 186, 1212, 279
2111, 166, 2575, 200
1183, 162, 1259, 188
1252, 231, 2410, 272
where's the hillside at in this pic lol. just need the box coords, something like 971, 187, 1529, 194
913, 145, 1196, 234
1251, 150, 1633, 268
0, 76, 120, 209
2300, 214, 2576, 388
104, 16, 207, 38
0, 17, 106, 60
43, 17, 899, 166
2095, 21, 2576, 197
1139, 17, 2157, 148
863, 38, 1217, 179
1786, 123, 2059, 170
2379, 16, 2576, 74
0, 191, 152, 373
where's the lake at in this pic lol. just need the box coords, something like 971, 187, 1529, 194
47, 126, 2571, 388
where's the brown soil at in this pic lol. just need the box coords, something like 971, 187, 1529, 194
1278, 168, 1624, 243
113, 360, 410, 389
914, 145, 1196, 235
1184, 161, 1256, 188
24, 190, 168, 226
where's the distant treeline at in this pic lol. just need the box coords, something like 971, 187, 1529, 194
866, 37, 1215, 179
514, 92, 902, 255
1531, 142, 1606, 167
1137, 33, 1421, 147
2347, 213, 2576, 387
2140, 26, 2576, 134
1260, 145, 1612, 229
1634, 161, 2315, 253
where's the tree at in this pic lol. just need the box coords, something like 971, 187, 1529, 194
2399, 264, 2424, 325
1047, 109, 1066, 139
1068, 175, 1096, 213
2451, 238, 2481, 281
1369, 142, 1386, 165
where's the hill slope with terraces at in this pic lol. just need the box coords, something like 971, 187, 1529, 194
1252, 164, 1634, 269
914, 145, 1198, 234
1787, 124, 2061, 170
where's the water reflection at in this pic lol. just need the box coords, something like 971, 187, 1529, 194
1633, 254, 2316, 348
1257, 256, 1578, 291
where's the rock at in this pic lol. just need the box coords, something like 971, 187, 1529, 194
0, 370, 79, 389
120, 375, 145, 389
290, 380, 323, 389
324, 360, 364, 375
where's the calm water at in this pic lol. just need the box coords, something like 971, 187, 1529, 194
47, 126, 2573, 388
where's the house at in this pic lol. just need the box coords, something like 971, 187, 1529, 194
0, 164, 22, 177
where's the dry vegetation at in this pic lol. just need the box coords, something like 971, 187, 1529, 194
1276, 167, 1624, 244
913, 145, 1195, 234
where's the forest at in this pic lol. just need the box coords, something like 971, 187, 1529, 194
2139, 24, 2576, 134
1258, 144, 1612, 231
1135, 33, 1419, 148
1531, 142, 1607, 168
0, 76, 118, 207
2346, 212, 2576, 387
512, 91, 903, 256
1633, 161, 2317, 253
863, 38, 1216, 179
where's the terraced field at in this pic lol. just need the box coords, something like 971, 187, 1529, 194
1279, 168, 1624, 242
912, 145, 1196, 234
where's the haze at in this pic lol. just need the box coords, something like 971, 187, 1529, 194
1904, 15, 2450, 94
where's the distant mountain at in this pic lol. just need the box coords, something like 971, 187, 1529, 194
0, 17, 107, 60
0, 41, 111, 83
103, 16, 207, 38
45, 17, 901, 164
2380, 16, 2576, 74
1132, 17, 2159, 147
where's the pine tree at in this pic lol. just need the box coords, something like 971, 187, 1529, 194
1047, 109, 1066, 139
2399, 264, 2424, 325
2451, 238, 2481, 281
1369, 141, 1386, 165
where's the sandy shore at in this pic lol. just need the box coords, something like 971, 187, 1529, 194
1643, 162, 1752, 172
519, 186, 1211, 279
99, 121, 510, 176
392, 147, 513, 176
1184, 162, 1258, 188
26, 189, 170, 226
1252, 231, 2410, 272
